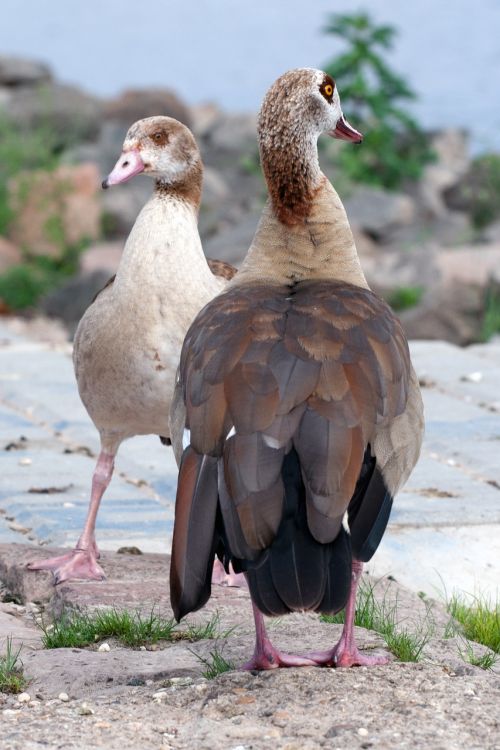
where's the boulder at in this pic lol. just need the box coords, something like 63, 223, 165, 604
190, 102, 222, 138
3, 82, 102, 146
79, 241, 123, 275
8, 163, 101, 258
344, 186, 416, 241
0, 55, 52, 86
206, 113, 258, 152
104, 88, 192, 128
100, 177, 151, 237
41, 270, 113, 334
418, 129, 470, 218
0, 236, 22, 273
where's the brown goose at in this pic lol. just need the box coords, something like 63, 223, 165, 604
28, 116, 237, 584
169, 69, 424, 669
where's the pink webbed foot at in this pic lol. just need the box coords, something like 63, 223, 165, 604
27, 547, 105, 584
305, 641, 390, 668
242, 639, 319, 671
212, 558, 247, 588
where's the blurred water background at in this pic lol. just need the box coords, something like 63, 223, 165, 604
1, 0, 500, 151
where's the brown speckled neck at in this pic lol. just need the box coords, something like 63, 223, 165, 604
258, 69, 323, 226
155, 158, 203, 213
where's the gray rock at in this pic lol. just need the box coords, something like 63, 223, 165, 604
101, 177, 152, 237
4, 82, 102, 146
344, 186, 416, 240
41, 270, 112, 334
202, 210, 261, 266
104, 88, 192, 128
207, 113, 258, 152
0, 55, 52, 86
418, 129, 470, 217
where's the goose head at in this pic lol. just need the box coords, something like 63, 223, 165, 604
102, 116, 202, 191
258, 68, 362, 146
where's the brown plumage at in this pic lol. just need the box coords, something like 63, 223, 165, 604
170, 68, 423, 669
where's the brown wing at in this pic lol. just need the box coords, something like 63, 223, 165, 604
180, 280, 412, 552
206, 258, 238, 281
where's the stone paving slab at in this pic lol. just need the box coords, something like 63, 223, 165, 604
1, 320, 500, 601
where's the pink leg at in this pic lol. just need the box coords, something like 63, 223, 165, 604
211, 558, 247, 588
242, 602, 318, 671
306, 560, 389, 668
27, 451, 115, 584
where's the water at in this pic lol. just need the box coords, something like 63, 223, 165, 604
1, 0, 500, 150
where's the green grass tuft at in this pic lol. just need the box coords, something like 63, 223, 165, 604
388, 286, 424, 312
0, 638, 27, 694
40, 607, 231, 649
192, 645, 235, 680
458, 638, 498, 670
321, 578, 432, 662
447, 592, 500, 654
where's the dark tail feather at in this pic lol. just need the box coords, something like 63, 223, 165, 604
170, 447, 219, 621
244, 449, 351, 616
348, 449, 393, 562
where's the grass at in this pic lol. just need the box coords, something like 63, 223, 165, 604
458, 639, 498, 670
0, 638, 27, 694
321, 578, 432, 662
481, 290, 500, 342
446, 592, 500, 654
191, 645, 235, 680
40, 608, 228, 649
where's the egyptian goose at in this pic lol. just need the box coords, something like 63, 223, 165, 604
169, 69, 424, 669
28, 116, 236, 583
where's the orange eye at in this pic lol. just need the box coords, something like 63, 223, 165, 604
151, 131, 169, 145
324, 84, 333, 97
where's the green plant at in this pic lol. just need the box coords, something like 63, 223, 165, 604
0, 250, 82, 310
323, 12, 433, 189
482, 289, 500, 342
388, 286, 423, 311
0, 638, 27, 694
321, 578, 432, 662
0, 112, 58, 236
447, 592, 500, 653
40, 607, 231, 649
457, 638, 498, 670
192, 645, 235, 680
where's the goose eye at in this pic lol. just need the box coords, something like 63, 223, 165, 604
151, 131, 169, 145
320, 78, 335, 102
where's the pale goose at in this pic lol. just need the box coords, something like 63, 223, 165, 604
28, 116, 236, 583
169, 69, 424, 669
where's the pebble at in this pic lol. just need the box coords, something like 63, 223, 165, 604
18, 457, 32, 466
98, 642, 110, 652
78, 702, 94, 716
58, 692, 70, 702
358, 727, 369, 737
153, 691, 168, 702
3, 708, 20, 716
461, 371, 483, 383
17, 692, 31, 704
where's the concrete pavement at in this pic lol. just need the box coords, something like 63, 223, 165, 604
0, 320, 499, 600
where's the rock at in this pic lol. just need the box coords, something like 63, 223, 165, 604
8, 163, 101, 258
41, 270, 112, 334
207, 113, 258, 152
17, 693, 31, 704
436, 244, 500, 286
58, 692, 70, 702
100, 177, 151, 237
3, 82, 102, 147
79, 242, 123, 275
0, 55, 52, 86
418, 129, 470, 217
0, 237, 22, 273
344, 186, 416, 240
202, 210, 261, 267
190, 102, 222, 138
104, 88, 192, 128
98, 642, 110, 652
400, 282, 484, 344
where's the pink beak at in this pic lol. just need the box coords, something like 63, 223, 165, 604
102, 149, 145, 189
329, 114, 363, 144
